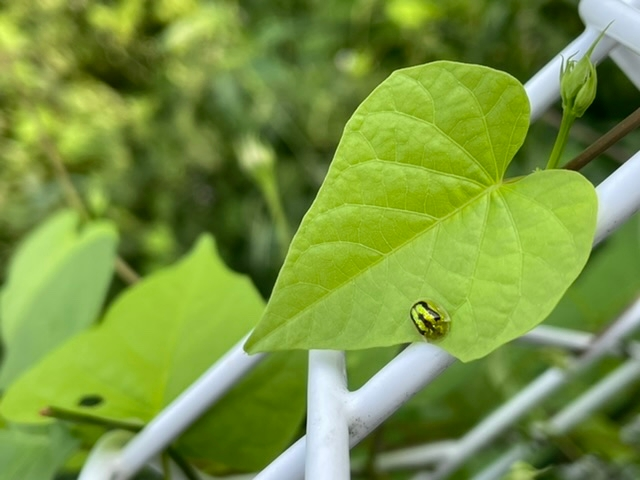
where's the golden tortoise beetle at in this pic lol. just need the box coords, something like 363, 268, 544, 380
410, 300, 451, 341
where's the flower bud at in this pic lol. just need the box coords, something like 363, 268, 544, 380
559, 26, 610, 119
235, 135, 275, 181
560, 53, 597, 118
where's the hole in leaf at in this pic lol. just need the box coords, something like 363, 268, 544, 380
77, 394, 104, 408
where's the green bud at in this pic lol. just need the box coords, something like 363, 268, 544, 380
235, 135, 275, 182
560, 53, 597, 118
559, 26, 610, 118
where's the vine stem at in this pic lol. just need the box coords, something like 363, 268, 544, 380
40, 405, 143, 432
565, 106, 640, 171
546, 112, 576, 170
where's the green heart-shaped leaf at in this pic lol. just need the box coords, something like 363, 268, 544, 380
0, 236, 306, 472
245, 61, 597, 361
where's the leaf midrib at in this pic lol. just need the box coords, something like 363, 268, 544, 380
263, 180, 506, 343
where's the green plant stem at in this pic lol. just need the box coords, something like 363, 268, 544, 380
162, 452, 172, 480
166, 447, 202, 480
42, 406, 201, 480
41, 405, 143, 432
362, 425, 384, 479
546, 112, 576, 170
259, 174, 292, 258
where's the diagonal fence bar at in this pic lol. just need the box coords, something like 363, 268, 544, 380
549, 356, 640, 434
377, 324, 640, 476
517, 325, 594, 352
593, 149, 640, 245
373, 441, 458, 472
473, 355, 640, 480
411, 296, 640, 480
111, 334, 266, 480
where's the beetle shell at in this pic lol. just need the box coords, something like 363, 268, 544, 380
410, 300, 450, 341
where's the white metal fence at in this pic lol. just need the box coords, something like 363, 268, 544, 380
80, 0, 640, 478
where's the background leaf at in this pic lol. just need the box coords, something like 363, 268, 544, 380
246, 61, 597, 361
0, 235, 306, 473
0, 424, 77, 480
0, 210, 117, 388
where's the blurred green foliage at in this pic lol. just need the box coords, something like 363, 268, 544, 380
3, 0, 637, 297
2, 1, 640, 477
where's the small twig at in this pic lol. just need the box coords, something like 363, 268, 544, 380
38, 129, 90, 219
29, 101, 140, 284
564, 107, 640, 171
115, 257, 141, 284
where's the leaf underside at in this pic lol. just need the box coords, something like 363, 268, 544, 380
0, 236, 306, 472
246, 61, 597, 361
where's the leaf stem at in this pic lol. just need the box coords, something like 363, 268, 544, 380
546, 112, 576, 170
162, 452, 172, 480
42, 406, 202, 480
41, 405, 143, 432
166, 447, 202, 480
235, 135, 292, 258
259, 174, 292, 258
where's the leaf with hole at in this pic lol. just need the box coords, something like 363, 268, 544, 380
0, 236, 306, 473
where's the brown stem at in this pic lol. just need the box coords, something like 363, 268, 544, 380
564, 107, 640, 171
30, 104, 140, 284
115, 257, 141, 284
38, 130, 90, 219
